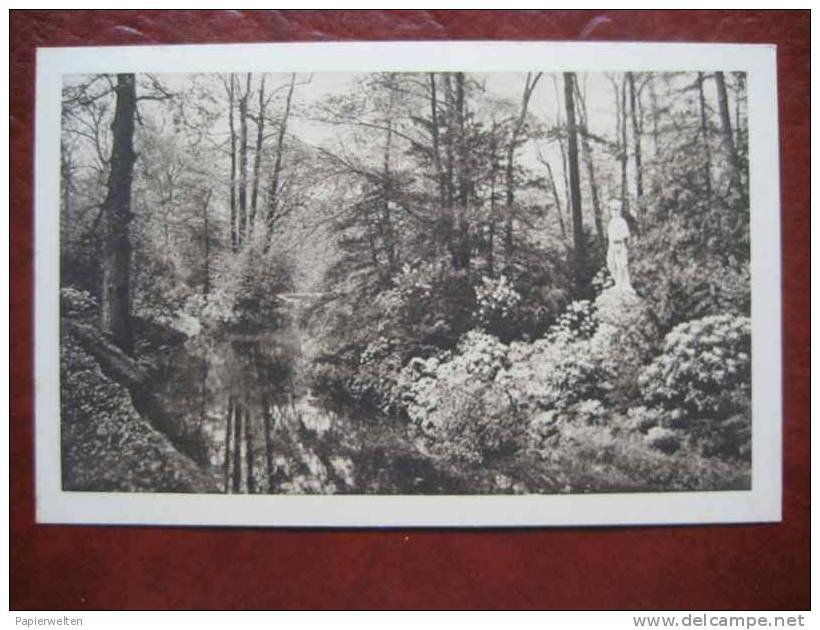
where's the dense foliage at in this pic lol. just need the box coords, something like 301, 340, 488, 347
60, 70, 751, 494
61, 325, 219, 492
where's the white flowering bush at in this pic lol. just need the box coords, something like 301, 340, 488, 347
639, 314, 751, 416
590, 267, 614, 295
638, 314, 751, 461
349, 335, 406, 412
474, 275, 522, 334
415, 380, 527, 465
61, 286, 98, 317
397, 330, 524, 464
496, 335, 614, 415
527, 399, 609, 452
544, 299, 597, 343
393, 262, 435, 303
625, 405, 683, 433
400, 330, 509, 425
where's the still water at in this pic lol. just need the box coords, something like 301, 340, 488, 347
152, 315, 461, 494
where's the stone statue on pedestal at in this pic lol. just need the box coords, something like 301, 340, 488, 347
606, 200, 635, 294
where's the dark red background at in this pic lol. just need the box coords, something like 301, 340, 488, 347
10, 10, 810, 610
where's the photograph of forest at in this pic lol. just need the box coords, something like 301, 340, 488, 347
59, 70, 752, 495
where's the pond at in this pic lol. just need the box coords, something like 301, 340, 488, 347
152, 310, 464, 495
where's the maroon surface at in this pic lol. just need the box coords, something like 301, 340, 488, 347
10, 10, 810, 610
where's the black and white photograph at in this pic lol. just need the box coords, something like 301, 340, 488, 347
35, 42, 782, 526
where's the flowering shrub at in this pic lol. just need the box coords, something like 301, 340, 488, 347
498, 335, 614, 414
474, 275, 522, 336
349, 336, 406, 413
572, 399, 608, 425
400, 330, 509, 425
527, 399, 608, 452
590, 267, 614, 295
397, 330, 524, 465
638, 314, 751, 461
639, 314, 751, 416
413, 381, 527, 465
544, 299, 597, 343
625, 405, 684, 433
61, 286, 98, 317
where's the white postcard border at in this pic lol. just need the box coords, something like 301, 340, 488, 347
34, 41, 782, 527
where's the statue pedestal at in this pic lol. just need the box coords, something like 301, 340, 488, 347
592, 287, 659, 404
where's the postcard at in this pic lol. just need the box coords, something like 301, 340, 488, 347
34, 41, 781, 526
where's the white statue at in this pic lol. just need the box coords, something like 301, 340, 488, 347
606, 200, 635, 294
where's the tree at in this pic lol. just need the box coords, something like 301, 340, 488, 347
238, 73, 251, 241
265, 73, 297, 248
100, 73, 137, 353
232, 401, 243, 492
563, 72, 586, 292
225, 75, 239, 252
627, 72, 644, 201
572, 77, 603, 244
504, 72, 542, 267
714, 71, 746, 206
201, 188, 213, 298
697, 72, 713, 202
249, 74, 267, 236
224, 396, 234, 492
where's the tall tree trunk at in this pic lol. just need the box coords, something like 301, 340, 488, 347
263, 399, 276, 493
648, 74, 661, 154
428, 73, 446, 208
697, 72, 713, 203
487, 119, 499, 276
557, 139, 572, 230
201, 189, 212, 298
544, 158, 568, 243
238, 73, 251, 243
266, 73, 296, 248
227, 75, 239, 252
245, 408, 255, 494
100, 73, 137, 354
573, 79, 603, 244
627, 72, 644, 201
563, 72, 586, 291
442, 73, 457, 267
381, 113, 397, 272
160, 178, 173, 265
455, 72, 470, 270
232, 401, 243, 493
223, 396, 234, 493
249, 74, 267, 238
198, 358, 208, 432
714, 71, 746, 204
733, 72, 746, 150
60, 143, 72, 237
617, 78, 629, 211
552, 75, 573, 244
443, 73, 455, 210
504, 72, 542, 268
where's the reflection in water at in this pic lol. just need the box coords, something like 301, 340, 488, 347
157, 313, 463, 495
219, 389, 352, 495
